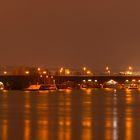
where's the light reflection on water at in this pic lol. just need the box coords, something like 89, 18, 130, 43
81, 91, 92, 140
57, 93, 71, 140
0, 89, 140, 140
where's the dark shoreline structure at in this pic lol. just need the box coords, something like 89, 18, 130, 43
0, 75, 140, 90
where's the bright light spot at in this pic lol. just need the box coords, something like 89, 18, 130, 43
25, 71, 30, 75
0, 82, 4, 90
106, 66, 109, 71
83, 67, 87, 71
83, 80, 86, 82
4, 71, 7, 75
126, 71, 132, 75
128, 66, 132, 71
60, 67, 64, 73
66, 69, 70, 75
132, 79, 136, 82
0, 82, 3, 85
107, 80, 117, 85
37, 68, 41, 71
88, 79, 92, 82
87, 70, 91, 75
43, 71, 47, 74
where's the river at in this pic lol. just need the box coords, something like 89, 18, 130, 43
0, 89, 140, 140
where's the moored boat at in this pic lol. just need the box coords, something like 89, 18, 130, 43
39, 84, 57, 90
25, 84, 57, 91
25, 85, 41, 91
128, 84, 139, 89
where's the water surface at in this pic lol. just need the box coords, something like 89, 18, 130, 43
0, 89, 140, 140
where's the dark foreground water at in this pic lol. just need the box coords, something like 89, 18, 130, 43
0, 89, 140, 140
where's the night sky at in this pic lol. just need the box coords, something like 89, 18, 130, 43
0, 0, 140, 70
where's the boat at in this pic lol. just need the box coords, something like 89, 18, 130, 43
39, 84, 57, 90
25, 85, 40, 91
80, 84, 87, 89
56, 84, 68, 89
25, 84, 57, 91
128, 84, 139, 89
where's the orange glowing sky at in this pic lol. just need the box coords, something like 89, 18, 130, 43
0, 0, 140, 70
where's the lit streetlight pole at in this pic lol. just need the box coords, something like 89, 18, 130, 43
105, 66, 111, 75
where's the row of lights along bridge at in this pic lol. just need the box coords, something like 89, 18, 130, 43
0, 66, 135, 76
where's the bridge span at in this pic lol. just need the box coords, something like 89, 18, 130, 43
54, 75, 140, 84
0, 75, 140, 90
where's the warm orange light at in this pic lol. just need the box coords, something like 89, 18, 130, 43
95, 80, 98, 82
88, 79, 92, 82
87, 70, 91, 75
37, 68, 41, 71
108, 70, 111, 74
83, 67, 87, 71
43, 71, 47, 74
126, 71, 132, 75
4, 71, 7, 75
128, 66, 132, 71
132, 79, 136, 82
25, 71, 30, 75
106, 66, 109, 71
66, 69, 70, 75
60, 67, 64, 73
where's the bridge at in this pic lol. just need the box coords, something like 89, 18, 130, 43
0, 75, 38, 90
54, 75, 140, 84
0, 75, 140, 90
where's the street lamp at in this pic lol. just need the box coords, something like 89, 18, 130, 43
37, 67, 41, 71
106, 66, 109, 71
83, 67, 87, 71
108, 70, 111, 75
87, 70, 91, 75
66, 69, 70, 75
126, 66, 133, 75
59, 67, 64, 75
25, 71, 30, 75
128, 66, 132, 71
82, 67, 87, 75
105, 66, 111, 75
4, 71, 7, 75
